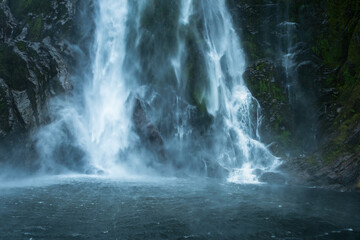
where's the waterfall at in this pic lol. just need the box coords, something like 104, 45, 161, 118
198, 0, 279, 182
35, 0, 136, 176
35, 0, 280, 182
83, 0, 133, 173
277, 2, 297, 104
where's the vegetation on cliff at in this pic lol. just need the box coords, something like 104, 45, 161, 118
228, 0, 360, 189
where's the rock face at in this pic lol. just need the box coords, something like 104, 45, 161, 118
0, 0, 78, 139
0, 0, 95, 171
229, 0, 360, 190
243, 59, 294, 157
132, 97, 165, 162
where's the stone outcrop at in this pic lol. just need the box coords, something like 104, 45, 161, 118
0, 0, 78, 139
243, 59, 294, 158
229, 0, 360, 190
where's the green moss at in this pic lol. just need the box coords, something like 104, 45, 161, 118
312, 0, 360, 71
27, 16, 43, 41
310, 0, 360, 165
325, 95, 360, 163
15, 41, 27, 52
259, 78, 268, 92
313, 34, 343, 68
193, 90, 207, 114
333, 113, 359, 145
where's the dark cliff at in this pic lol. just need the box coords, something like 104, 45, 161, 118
0, 0, 93, 169
228, 0, 360, 190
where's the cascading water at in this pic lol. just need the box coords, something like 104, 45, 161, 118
82, 0, 133, 173
35, 0, 137, 176
198, 0, 279, 182
35, 0, 280, 182
3, 2, 360, 239
277, 2, 297, 104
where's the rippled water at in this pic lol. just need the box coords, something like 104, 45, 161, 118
0, 177, 359, 240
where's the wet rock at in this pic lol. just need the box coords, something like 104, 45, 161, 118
0, 0, 77, 139
132, 97, 165, 160
311, 153, 360, 188
243, 59, 294, 157
281, 151, 360, 191
259, 172, 287, 184
346, 123, 360, 145
227, 0, 360, 190
12, 90, 35, 128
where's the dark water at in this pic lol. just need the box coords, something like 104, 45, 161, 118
0, 176, 359, 240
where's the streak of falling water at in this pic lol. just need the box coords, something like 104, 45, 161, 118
172, 0, 193, 150
199, 0, 280, 182
81, 0, 133, 174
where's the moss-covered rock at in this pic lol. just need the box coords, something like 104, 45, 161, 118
227, 0, 359, 189
284, 0, 360, 189
0, 0, 79, 139
244, 59, 295, 157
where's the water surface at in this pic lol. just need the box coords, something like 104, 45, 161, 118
1, 177, 359, 239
